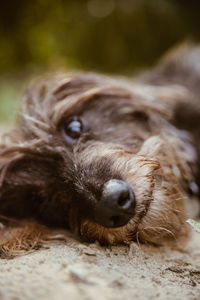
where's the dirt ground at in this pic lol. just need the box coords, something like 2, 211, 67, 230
0, 230, 199, 300
0, 126, 200, 300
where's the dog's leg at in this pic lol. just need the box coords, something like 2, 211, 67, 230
0, 216, 51, 258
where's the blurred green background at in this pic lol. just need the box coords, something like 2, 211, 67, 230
0, 0, 200, 124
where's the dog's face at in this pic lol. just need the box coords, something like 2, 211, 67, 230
0, 73, 194, 246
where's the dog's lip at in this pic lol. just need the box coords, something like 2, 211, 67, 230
93, 207, 135, 229
98, 214, 134, 228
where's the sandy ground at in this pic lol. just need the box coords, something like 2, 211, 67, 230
0, 126, 200, 300
0, 230, 199, 300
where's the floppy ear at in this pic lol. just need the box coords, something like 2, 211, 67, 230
0, 144, 52, 218
139, 42, 200, 126
0, 141, 68, 258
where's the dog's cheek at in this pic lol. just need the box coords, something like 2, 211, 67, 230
129, 135, 191, 245
136, 179, 190, 245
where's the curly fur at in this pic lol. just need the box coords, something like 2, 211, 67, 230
1, 43, 200, 257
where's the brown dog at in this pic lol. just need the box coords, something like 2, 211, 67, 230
0, 44, 200, 257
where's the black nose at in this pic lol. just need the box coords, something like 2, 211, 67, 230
94, 179, 135, 228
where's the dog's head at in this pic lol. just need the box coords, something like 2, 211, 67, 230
0, 73, 193, 245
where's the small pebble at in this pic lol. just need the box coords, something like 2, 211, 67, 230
79, 245, 97, 256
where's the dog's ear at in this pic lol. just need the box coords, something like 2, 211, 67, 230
0, 142, 63, 221
0, 144, 52, 258
144, 42, 200, 93
0, 147, 43, 219
0, 138, 70, 258
139, 42, 200, 126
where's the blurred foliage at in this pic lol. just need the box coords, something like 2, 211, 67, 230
0, 81, 22, 123
0, 0, 200, 123
1, 0, 200, 74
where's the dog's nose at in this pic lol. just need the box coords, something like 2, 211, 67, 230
94, 179, 135, 228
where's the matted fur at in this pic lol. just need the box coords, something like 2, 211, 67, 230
1, 44, 200, 257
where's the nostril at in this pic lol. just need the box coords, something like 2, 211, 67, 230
102, 179, 135, 213
117, 190, 130, 207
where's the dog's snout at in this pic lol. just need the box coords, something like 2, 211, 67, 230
94, 179, 135, 228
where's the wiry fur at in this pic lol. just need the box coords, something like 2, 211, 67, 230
1, 43, 200, 257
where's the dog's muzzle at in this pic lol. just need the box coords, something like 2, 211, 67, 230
94, 179, 135, 228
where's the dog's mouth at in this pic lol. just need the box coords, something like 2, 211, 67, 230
74, 178, 144, 245
93, 179, 136, 228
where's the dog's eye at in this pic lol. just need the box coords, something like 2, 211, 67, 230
66, 119, 82, 139
131, 111, 149, 122
62, 117, 84, 145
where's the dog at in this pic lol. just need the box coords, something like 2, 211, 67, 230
0, 43, 200, 257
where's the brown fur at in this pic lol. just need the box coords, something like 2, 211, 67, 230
1, 44, 200, 257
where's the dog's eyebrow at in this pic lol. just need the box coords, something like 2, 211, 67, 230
51, 84, 132, 125
52, 77, 95, 100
